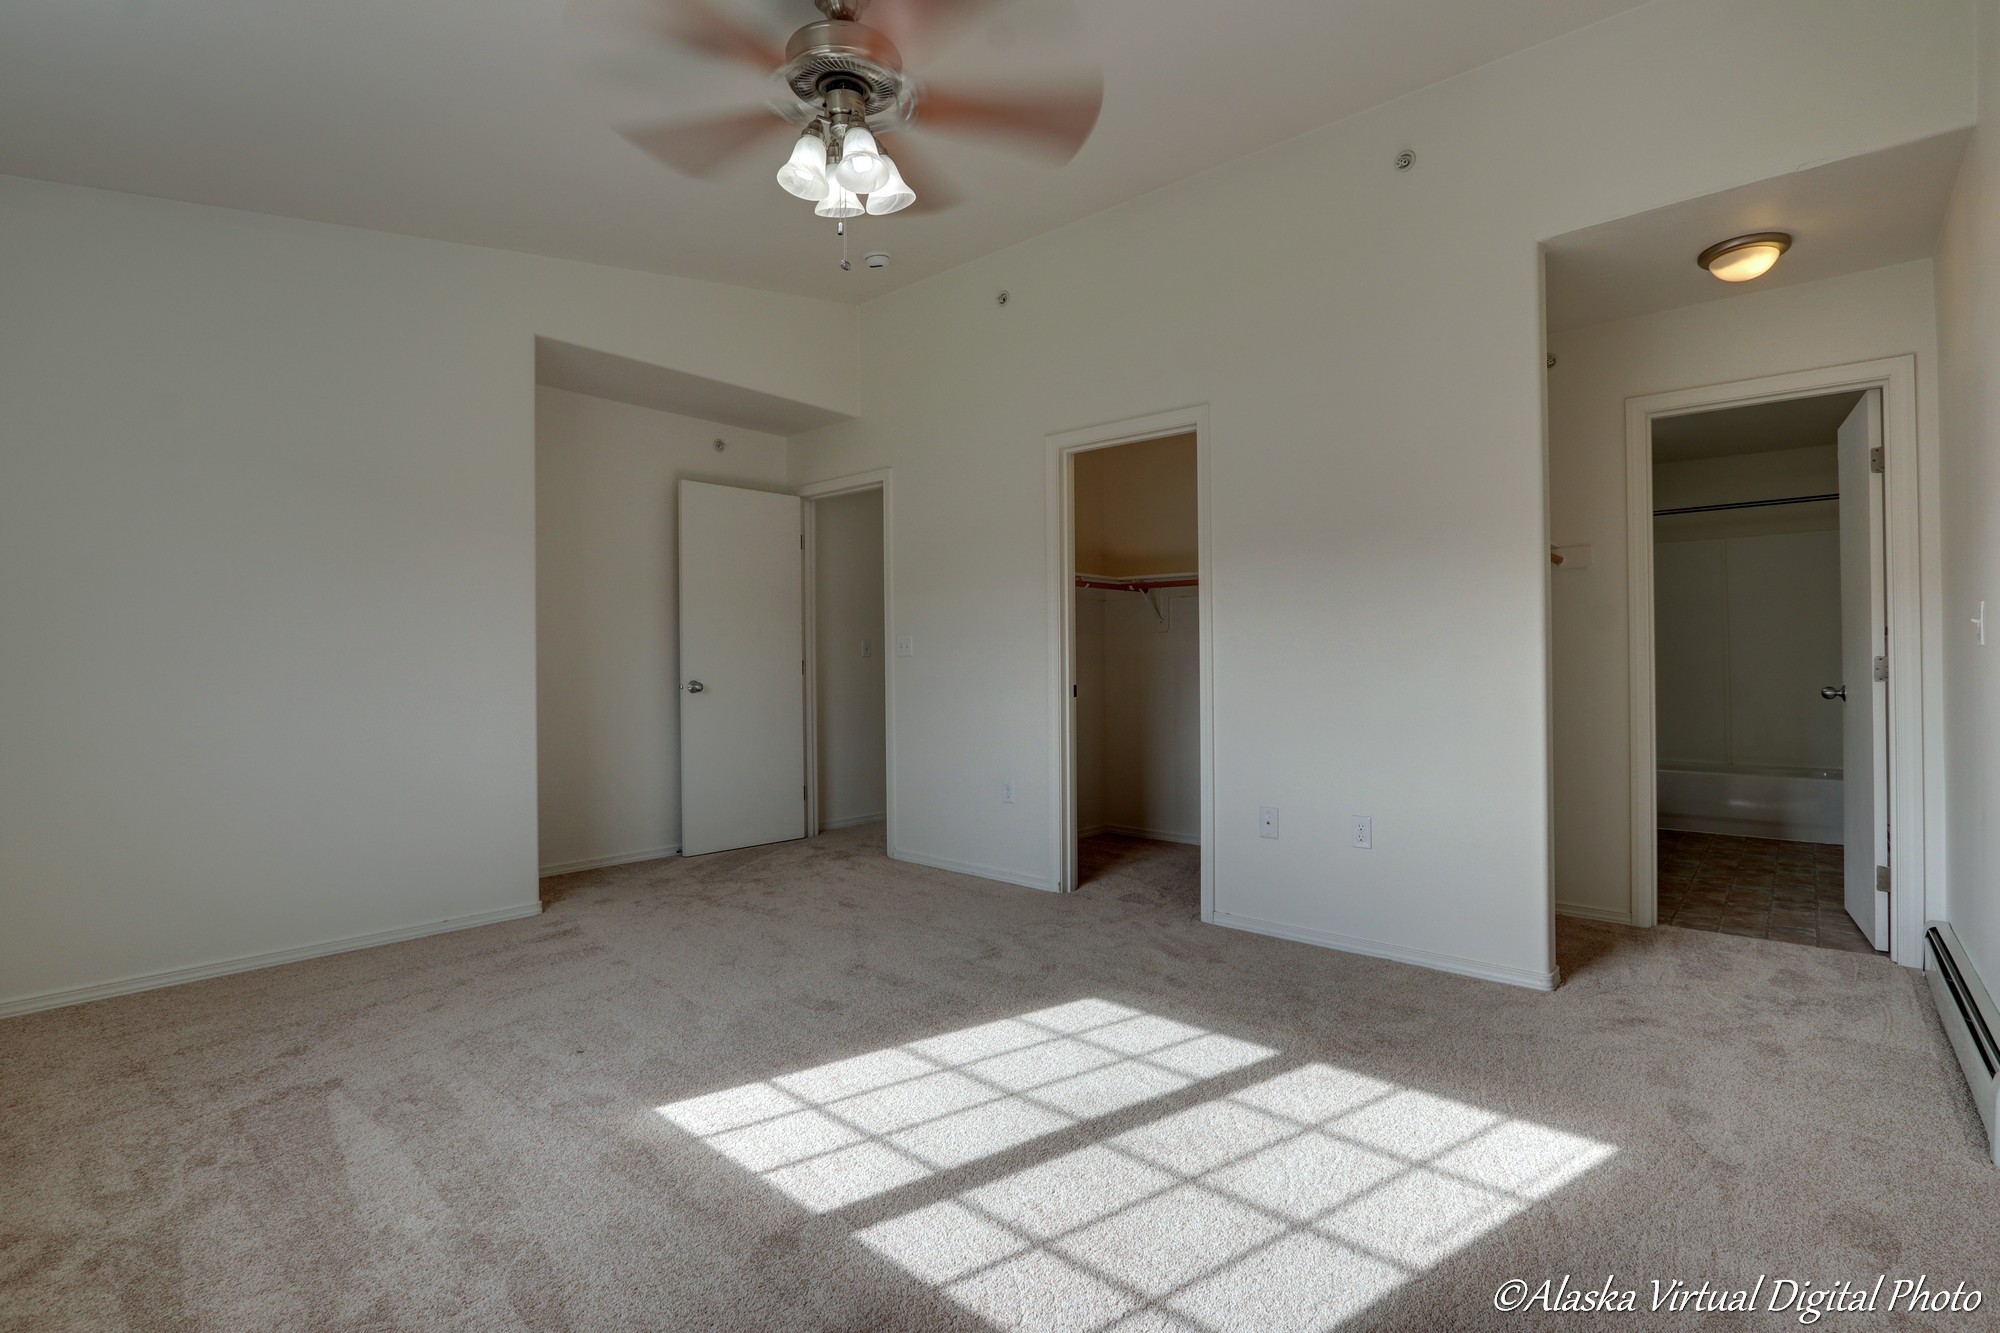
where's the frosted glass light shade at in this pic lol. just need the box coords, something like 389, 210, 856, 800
776, 133, 829, 201
832, 125, 890, 193
1698, 232, 1791, 283
865, 158, 915, 215
815, 183, 863, 219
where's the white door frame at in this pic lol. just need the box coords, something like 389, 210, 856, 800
800, 469, 895, 853
1625, 356, 1935, 967
1046, 407, 1215, 916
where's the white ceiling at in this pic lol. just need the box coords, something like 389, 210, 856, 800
1651, 392, 1864, 465
0, 0, 1656, 303
1544, 131, 1970, 332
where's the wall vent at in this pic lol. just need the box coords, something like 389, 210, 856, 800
1925, 921, 2000, 1167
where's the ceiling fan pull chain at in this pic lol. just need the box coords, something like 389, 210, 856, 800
839, 219, 852, 271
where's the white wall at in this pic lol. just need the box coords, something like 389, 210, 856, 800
0, 176, 855, 1012
814, 488, 887, 829
1549, 261, 1942, 923
1936, 0, 2000, 985
787, 0, 1973, 988
536, 389, 787, 874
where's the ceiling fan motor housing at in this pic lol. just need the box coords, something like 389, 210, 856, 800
784, 19, 907, 121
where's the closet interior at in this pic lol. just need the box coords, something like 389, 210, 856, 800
1072, 432, 1200, 888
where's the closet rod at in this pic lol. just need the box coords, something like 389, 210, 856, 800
1653, 492, 1837, 518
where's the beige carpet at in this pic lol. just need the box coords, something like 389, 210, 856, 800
2, 826, 1994, 1332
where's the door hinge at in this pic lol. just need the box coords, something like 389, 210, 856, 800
1873, 655, 1888, 683
1869, 446, 1884, 474
1876, 864, 1891, 896
800, 533, 805, 549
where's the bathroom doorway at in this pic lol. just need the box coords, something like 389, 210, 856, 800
1647, 390, 1878, 952
1625, 358, 1930, 965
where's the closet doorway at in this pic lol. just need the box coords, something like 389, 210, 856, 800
1049, 410, 1213, 912
802, 473, 892, 849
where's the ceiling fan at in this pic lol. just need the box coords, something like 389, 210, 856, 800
606, 0, 1103, 216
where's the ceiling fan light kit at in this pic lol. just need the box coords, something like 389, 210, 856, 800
610, 0, 1103, 258
831, 123, 891, 193
865, 159, 915, 215
814, 182, 864, 219
776, 128, 830, 200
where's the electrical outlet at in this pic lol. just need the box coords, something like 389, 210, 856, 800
1002, 780, 1016, 804
1259, 807, 1279, 839
896, 636, 914, 658
1350, 816, 1373, 849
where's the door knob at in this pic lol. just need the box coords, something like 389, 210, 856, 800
683, 680, 705, 694
1820, 685, 1846, 701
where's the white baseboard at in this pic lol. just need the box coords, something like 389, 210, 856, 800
891, 847, 1057, 894
0, 901, 546, 1020
538, 845, 679, 876
1212, 911, 1560, 991
821, 813, 887, 831
1555, 900, 1635, 925
1092, 824, 1200, 846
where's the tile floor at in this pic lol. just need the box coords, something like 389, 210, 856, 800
1658, 830, 1880, 952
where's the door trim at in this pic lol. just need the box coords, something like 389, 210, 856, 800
799, 469, 896, 857
1045, 407, 1214, 918
1624, 356, 1933, 967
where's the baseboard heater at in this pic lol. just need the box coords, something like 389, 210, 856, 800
1925, 922, 2000, 1167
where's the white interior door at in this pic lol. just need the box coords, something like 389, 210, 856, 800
1835, 391, 1889, 948
679, 480, 805, 857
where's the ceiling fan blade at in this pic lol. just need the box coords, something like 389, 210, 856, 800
643, 0, 788, 74
913, 79, 1103, 162
864, 0, 1008, 58
878, 134, 961, 213
619, 107, 791, 177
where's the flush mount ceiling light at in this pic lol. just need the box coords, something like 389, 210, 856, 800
597, 0, 1103, 244
1698, 231, 1792, 283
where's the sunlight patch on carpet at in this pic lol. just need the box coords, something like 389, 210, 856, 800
656, 1001, 1615, 1329
857, 1062, 1617, 1331
655, 999, 1278, 1211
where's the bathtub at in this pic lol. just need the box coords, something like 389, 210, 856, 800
1657, 763, 1843, 844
